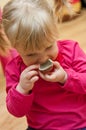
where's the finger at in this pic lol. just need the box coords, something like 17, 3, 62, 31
21, 65, 39, 75
52, 61, 60, 69
30, 76, 39, 83
45, 73, 56, 80
39, 70, 58, 82
24, 64, 40, 73
39, 71, 54, 81
39, 71, 45, 79
26, 70, 39, 79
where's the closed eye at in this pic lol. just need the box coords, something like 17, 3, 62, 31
27, 53, 37, 57
46, 45, 53, 50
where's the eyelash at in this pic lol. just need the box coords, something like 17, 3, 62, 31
27, 54, 35, 57
46, 45, 52, 50
27, 45, 53, 57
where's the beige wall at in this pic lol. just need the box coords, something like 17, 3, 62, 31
0, 0, 10, 8
0, 0, 53, 8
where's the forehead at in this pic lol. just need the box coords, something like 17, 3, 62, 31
16, 41, 54, 55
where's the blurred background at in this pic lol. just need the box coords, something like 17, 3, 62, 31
0, 0, 86, 130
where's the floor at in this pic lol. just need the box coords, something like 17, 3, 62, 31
0, 1, 86, 130
59, 10, 86, 52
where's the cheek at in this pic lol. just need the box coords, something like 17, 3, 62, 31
49, 48, 58, 60
22, 59, 29, 66
22, 57, 38, 66
21, 57, 31, 66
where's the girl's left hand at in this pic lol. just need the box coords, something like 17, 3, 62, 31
39, 61, 67, 84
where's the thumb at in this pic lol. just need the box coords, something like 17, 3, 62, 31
52, 61, 60, 69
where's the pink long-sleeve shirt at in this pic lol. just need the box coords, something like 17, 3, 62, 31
5, 40, 86, 130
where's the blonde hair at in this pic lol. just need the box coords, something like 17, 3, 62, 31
0, 9, 11, 56
0, 29, 11, 56
2, 0, 60, 51
2, 0, 71, 51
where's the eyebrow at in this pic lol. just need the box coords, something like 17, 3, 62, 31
26, 44, 53, 56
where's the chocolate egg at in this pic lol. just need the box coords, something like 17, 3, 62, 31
39, 59, 53, 73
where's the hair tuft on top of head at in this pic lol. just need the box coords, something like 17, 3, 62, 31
2, 0, 58, 51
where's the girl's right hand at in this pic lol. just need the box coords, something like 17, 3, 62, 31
16, 64, 39, 94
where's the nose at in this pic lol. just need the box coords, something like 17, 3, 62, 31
39, 58, 49, 65
38, 55, 49, 65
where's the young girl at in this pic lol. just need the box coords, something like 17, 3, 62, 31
2, 0, 86, 130
0, 8, 18, 74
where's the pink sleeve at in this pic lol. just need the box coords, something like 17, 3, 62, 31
5, 59, 34, 117
0, 8, 2, 21
59, 40, 86, 94
6, 86, 34, 117
0, 48, 18, 75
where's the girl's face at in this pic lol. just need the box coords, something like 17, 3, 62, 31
16, 42, 58, 66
